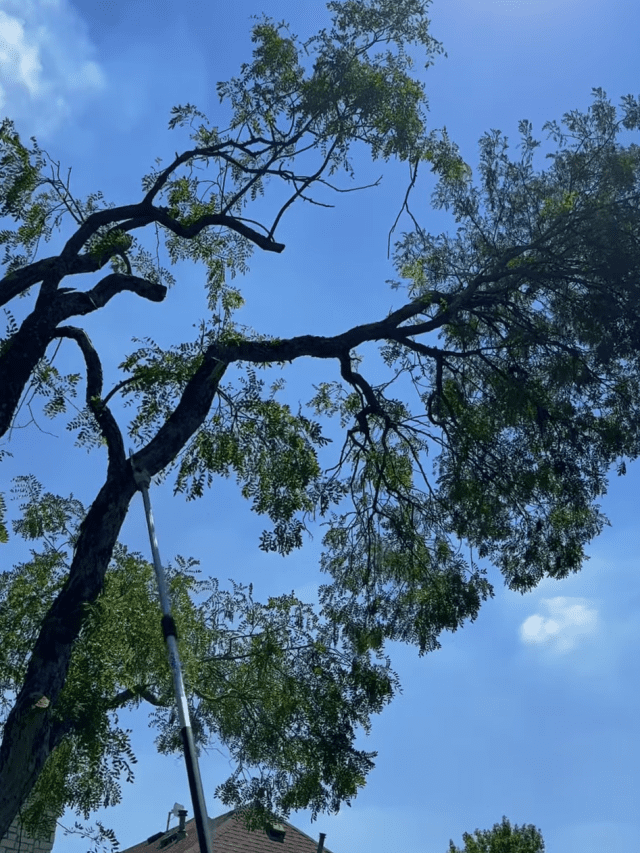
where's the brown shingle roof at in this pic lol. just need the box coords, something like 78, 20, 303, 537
120, 809, 334, 853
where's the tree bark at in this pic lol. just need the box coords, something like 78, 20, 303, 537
0, 465, 135, 841
0, 351, 229, 841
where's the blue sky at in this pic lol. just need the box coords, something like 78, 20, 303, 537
1, 0, 639, 851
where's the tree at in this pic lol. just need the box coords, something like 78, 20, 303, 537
1, 0, 640, 849
0, 0, 456, 846
448, 816, 545, 853
1, 479, 398, 849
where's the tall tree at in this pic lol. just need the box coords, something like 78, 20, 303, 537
0, 0, 454, 845
1, 480, 398, 849
448, 815, 545, 853
1, 0, 640, 849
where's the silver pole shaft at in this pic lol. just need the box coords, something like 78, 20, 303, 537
136, 469, 214, 853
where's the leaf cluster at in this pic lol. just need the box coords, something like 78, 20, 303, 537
448, 816, 545, 853
382, 88, 640, 597
216, 0, 443, 172
0, 479, 396, 843
172, 366, 342, 554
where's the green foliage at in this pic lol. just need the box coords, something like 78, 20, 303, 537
0, 118, 50, 275
539, 188, 579, 221
86, 227, 134, 265
384, 88, 640, 601
448, 816, 545, 853
31, 358, 82, 419
0, 120, 44, 218
0, 308, 18, 357
216, 0, 444, 173
173, 367, 341, 554
0, 479, 395, 836
2, 0, 640, 846
0, 478, 84, 697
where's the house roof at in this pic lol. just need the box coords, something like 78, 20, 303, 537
119, 808, 334, 853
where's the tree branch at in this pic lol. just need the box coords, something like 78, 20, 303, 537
1, 239, 163, 309
52, 327, 126, 470
151, 206, 285, 253
102, 685, 167, 710
268, 138, 341, 239
196, 297, 456, 367
58, 273, 167, 317
0, 257, 60, 307
0, 273, 167, 439
130, 352, 228, 482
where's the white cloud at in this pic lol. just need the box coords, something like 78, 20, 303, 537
0, 0, 105, 139
519, 596, 598, 653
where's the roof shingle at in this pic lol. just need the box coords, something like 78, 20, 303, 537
119, 809, 334, 853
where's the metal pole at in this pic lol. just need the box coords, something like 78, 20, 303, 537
130, 453, 214, 853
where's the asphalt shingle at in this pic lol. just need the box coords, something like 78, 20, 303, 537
119, 809, 334, 853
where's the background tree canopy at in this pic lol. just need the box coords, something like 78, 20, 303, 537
0, 0, 639, 850
448, 816, 545, 853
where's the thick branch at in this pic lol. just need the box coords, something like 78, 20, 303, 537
59, 273, 167, 316
0, 464, 136, 841
0, 345, 232, 841
0, 271, 167, 439
130, 352, 228, 482
0, 340, 234, 839
53, 327, 126, 469
0, 257, 60, 307
0, 314, 64, 439
197, 296, 455, 366
0, 253, 159, 308
59, 203, 156, 260
151, 207, 285, 253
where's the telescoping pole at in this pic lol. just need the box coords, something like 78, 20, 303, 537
130, 452, 214, 853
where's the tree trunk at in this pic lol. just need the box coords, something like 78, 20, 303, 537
0, 464, 136, 841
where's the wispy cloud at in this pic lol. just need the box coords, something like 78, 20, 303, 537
519, 596, 598, 653
0, 0, 105, 139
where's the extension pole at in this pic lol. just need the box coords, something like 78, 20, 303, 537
131, 452, 214, 853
